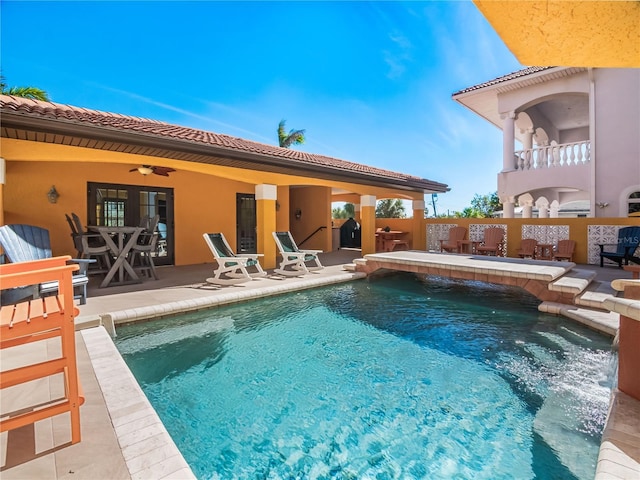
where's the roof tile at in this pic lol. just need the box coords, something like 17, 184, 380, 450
1, 95, 448, 191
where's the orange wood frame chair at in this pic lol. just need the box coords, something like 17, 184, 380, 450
0, 256, 84, 444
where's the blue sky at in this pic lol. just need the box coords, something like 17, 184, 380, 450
1, 1, 522, 215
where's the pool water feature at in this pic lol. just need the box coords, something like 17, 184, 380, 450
116, 274, 615, 479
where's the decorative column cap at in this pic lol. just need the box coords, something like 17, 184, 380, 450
255, 184, 277, 201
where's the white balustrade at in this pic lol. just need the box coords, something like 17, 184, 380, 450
513, 140, 590, 171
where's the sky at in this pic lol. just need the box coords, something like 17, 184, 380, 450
1, 1, 522, 215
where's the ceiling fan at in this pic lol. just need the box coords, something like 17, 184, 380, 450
129, 165, 176, 177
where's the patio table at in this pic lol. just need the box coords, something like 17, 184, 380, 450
88, 226, 144, 288
536, 243, 554, 261
457, 240, 481, 254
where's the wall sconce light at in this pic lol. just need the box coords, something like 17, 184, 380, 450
596, 202, 609, 209
294, 208, 302, 220
47, 185, 60, 204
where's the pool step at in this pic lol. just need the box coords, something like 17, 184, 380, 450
548, 268, 597, 296
574, 280, 618, 311
538, 301, 619, 337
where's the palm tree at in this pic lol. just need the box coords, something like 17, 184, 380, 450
376, 199, 407, 218
0, 76, 50, 101
277, 120, 305, 148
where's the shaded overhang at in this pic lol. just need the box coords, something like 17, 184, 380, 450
473, 0, 640, 68
451, 67, 586, 135
0, 106, 449, 195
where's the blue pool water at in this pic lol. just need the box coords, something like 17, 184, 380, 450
116, 274, 615, 479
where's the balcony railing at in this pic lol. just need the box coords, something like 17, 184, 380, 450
513, 140, 590, 171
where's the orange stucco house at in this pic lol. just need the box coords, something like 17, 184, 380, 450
0, 95, 448, 269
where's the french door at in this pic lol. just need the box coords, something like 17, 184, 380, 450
87, 182, 174, 266
236, 193, 257, 253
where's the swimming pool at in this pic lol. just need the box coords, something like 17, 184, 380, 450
116, 273, 615, 479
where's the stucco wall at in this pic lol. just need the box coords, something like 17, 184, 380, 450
593, 69, 640, 217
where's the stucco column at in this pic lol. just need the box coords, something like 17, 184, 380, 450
519, 193, 534, 218
256, 184, 277, 269
618, 285, 640, 401
500, 195, 515, 219
522, 128, 534, 150
0, 158, 5, 227
354, 203, 360, 222
550, 200, 560, 218
360, 195, 376, 255
536, 197, 550, 219
412, 200, 426, 250
502, 111, 517, 172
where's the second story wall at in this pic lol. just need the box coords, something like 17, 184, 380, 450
593, 69, 640, 217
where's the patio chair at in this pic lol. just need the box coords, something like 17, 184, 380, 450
476, 227, 506, 256
439, 226, 467, 253
516, 238, 538, 259
553, 239, 576, 262
599, 226, 640, 268
203, 232, 266, 285
272, 231, 323, 277
66, 213, 112, 274
0, 224, 91, 304
0, 256, 85, 445
129, 214, 160, 280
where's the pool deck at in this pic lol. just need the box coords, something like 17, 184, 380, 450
1, 251, 639, 479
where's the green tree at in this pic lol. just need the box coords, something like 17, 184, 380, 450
332, 203, 355, 219
376, 199, 406, 218
1, 76, 50, 101
277, 119, 305, 148
469, 192, 502, 217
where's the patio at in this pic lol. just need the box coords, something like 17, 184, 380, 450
1, 251, 637, 479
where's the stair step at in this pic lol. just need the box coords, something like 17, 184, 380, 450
548, 268, 597, 295
574, 280, 618, 310
538, 301, 619, 337
343, 263, 357, 272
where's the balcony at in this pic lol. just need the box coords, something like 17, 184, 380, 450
513, 140, 590, 171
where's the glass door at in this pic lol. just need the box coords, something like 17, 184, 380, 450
236, 193, 257, 253
88, 182, 175, 266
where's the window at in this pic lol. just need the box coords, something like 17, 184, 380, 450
629, 191, 640, 217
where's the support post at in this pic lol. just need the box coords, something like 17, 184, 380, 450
256, 184, 277, 269
412, 200, 426, 250
360, 195, 376, 256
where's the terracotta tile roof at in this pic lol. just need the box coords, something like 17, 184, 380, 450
452, 66, 555, 95
0, 95, 448, 192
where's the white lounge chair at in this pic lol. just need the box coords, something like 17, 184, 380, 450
272, 231, 323, 277
203, 233, 266, 285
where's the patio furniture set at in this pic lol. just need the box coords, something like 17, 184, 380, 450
438, 225, 640, 266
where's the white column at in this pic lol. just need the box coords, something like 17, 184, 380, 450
502, 111, 516, 172
522, 128, 534, 150
519, 193, 534, 218
500, 195, 515, 218
535, 197, 550, 218
550, 200, 560, 218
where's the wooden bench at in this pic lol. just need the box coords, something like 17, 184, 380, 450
390, 239, 410, 251
0, 256, 84, 444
